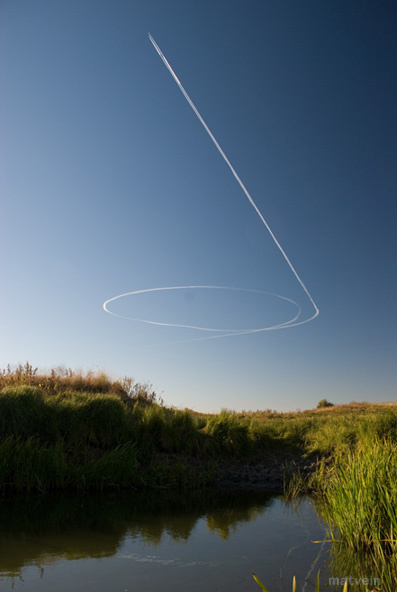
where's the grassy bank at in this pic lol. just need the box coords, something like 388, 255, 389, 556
0, 385, 212, 492
2, 365, 397, 581
1, 363, 397, 495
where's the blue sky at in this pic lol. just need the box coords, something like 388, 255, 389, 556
1, 0, 396, 412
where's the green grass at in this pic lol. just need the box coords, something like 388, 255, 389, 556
3, 363, 397, 582
0, 385, 212, 493
297, 437, 397, 586
0, 386, 130, 449
2, 362, 397, 500
315, 438, 397, 556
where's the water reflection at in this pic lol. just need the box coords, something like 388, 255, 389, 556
5, 491, 371, 591
320, 536, 396, 592
307, 497, 396, 592
0, 489, 274, 578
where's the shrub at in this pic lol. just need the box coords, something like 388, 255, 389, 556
317, 398, 334, 409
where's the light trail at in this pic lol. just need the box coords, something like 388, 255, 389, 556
103, 286, 302, 337
103, 36, 319, 339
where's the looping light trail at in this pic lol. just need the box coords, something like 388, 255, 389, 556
103, 35, 319, 340
103, 286, 302, 339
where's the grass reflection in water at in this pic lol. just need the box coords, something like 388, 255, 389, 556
0, 488, 274, 579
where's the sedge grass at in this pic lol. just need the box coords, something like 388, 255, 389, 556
316, 437, 397, 559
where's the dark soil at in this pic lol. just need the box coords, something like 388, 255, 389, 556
210, 451, 321, 491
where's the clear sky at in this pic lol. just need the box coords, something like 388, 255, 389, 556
1, 0, 396, 412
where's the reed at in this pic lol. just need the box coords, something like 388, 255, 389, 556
316, 438, 397, 559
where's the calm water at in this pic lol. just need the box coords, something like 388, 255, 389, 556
0, 489, 337, 591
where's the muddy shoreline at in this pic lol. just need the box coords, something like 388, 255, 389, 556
157, 450, 322, 492
212, 452, 319, 491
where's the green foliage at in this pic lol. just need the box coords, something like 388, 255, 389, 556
0, 385, 212, 492
305, 416, 358, 454
316, 438, 397, 558
0, 386, 129, 450
131, 404, 205, 455
282, 463, 309, 499
0, 436, 70, 493
252, 572, 272, 592
77, 442, 141, 489
317, 398, 334, 408
2, 364, 397, 497
204, 411, 253, 456
0, 386, 55, 442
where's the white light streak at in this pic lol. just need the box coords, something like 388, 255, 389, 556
102, 36, 319, 340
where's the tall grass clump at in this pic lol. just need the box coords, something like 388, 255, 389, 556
55, 393, 130, 449
204, 411, 254, 457
0, 386, 130, 450
304, 410, 397, 455
305, 416, 359, 454
132, 404, 205, 455
0, 436, 70, 493
358, 410, 397, 441
77, 442, 142, 490
0, 381, 213, 492
317, 437, 397, 561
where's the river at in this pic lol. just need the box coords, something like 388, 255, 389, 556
0, 488, 369, 591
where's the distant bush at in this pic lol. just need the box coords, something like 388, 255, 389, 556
317, 398, 334, 409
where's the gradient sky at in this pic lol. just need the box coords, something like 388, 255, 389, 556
2, 0, 396, 412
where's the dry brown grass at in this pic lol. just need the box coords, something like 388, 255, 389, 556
0, 362, 127, 397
